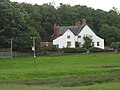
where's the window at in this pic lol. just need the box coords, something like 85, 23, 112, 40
92, 42, 94, 46
97, 42, 100, 46
78, 36, 81, 38
67, 42, 71, 47
67, 36, 70, 39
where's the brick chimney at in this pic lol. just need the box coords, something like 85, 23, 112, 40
57, 25, 60, 37
75, 21, 81, 26
82, 18, 87, 24
54, 23, 57, 36
54, 23, 60, 38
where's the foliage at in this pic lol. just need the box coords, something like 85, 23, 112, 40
89, 47, 103, 52
83, 36, 92, 49
110, 42, 120, 49
46, 45, 58, 52
1, 1, 120, 51
62, 48, 87, 53
89, 47, 115, 52
99, 24, 120, 46
0, 1, 40, 52
75, 42, 79, 47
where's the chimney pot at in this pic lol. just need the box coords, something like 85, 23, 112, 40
75, 21, 81, 26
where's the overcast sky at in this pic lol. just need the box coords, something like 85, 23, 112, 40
10, 0, 120, 11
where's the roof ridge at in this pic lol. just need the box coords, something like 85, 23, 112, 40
56, 24, 87, 36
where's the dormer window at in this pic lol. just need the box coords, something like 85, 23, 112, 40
67, 36, 70, 39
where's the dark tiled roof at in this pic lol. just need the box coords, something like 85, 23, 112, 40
56, 24, 86, 35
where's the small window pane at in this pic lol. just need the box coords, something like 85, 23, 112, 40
97, 42, 99, 46
67, 36, 70, 39
78, 36, 81, 38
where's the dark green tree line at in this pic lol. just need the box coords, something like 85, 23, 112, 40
0, 1, 120, 51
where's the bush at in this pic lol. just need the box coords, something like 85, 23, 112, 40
117, 49, 120, 52
46, 45, 58, 52
75, 42, 79, 47
89, 47, 103, 52
83, 36, 92, 49
62, 48, 87, 53
89, 47, 115, 52
110, 42, 120, 49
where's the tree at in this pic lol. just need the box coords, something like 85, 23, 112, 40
0, 1, 40, 51
83, 36, 92, 49
1, 1, 120, 51
99, 24, 120, 46
110, 42, 120, 50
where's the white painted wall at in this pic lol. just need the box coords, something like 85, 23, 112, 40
78, 25, 104, 49
53, 29, 75, 48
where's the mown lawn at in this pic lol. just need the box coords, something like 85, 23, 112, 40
0, 54, 120, 89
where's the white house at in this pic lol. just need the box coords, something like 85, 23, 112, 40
53, 19, 104, 49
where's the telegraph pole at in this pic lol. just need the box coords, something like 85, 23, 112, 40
31, 37, 36, 68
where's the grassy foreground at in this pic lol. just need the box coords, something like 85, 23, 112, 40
0, 54, 120, 89
0, 82, 120, 90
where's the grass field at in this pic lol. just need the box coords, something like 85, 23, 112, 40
0, 82, 120, 90
0, 54, 120, 89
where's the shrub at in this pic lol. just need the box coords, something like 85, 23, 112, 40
75, 42, 79, 47
117, 49, 120, 52
110, 42, 120, 49
46, 45, 58, 52
83, 36, 92, 49
62, 48, 87, 53
89, 47, 115, 52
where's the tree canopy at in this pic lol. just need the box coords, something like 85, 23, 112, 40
0, 1, 120, 51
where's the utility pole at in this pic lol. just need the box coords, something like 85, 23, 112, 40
31, 37, 36, 68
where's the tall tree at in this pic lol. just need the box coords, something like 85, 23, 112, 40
0, 1, 40, 51
99, 24, 120, 46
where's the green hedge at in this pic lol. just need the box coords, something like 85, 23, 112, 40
62, 48, 87, 53
46, 45, 59, 52
117, 49, 120, 52
89, 47, 115, 52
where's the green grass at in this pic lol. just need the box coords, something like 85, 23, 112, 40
0, 54, 120, 89
0, 82, 120, 90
